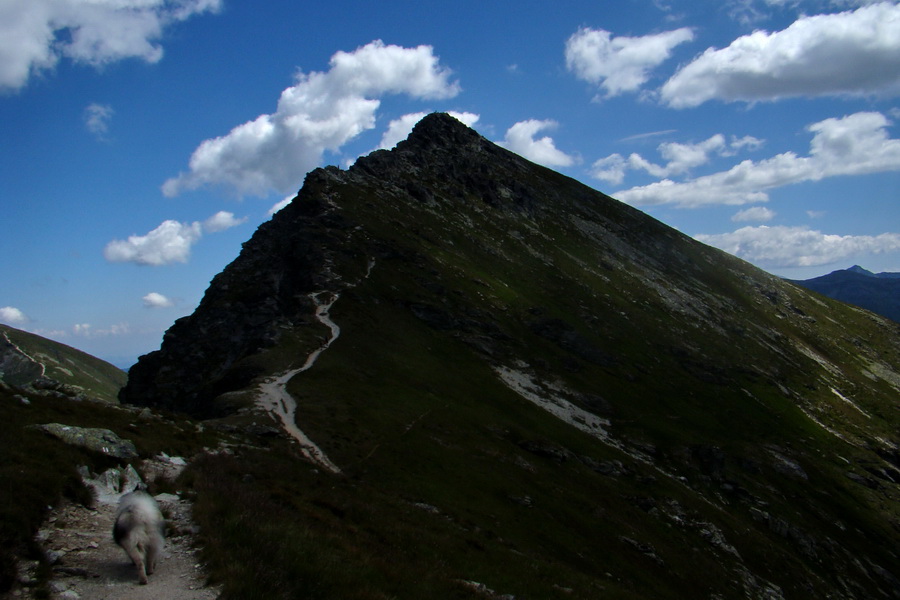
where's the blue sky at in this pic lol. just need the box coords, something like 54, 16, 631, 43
1, 0, 899, 367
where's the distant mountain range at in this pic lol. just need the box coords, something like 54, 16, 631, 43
791, 265, 900, 322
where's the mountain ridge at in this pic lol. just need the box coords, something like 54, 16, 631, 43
792, 264, 900, 322
118, 113, 899, 599
1, 323, 126, 403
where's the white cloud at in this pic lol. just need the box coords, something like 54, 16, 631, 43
202, 210, 246, 232
0, 306, 29, 326
104, 219, 202, 266
84, 102, 113, 140
565, 26, 694, 98
695, 225, 900, 267
729, 135, 765, 153
732, 206, 776, 222
163, 41, 460, 198
0, 0, 221, 92
591, 154, 630, 185
142, 292, 174, 308
615, 111, 900, 207
268, 195, 294, 216
620, 129, 678, 142
498, 119, 578, 168
73, 322, 130, 338
661, 2, 900, 108
591, 134, 759, 184
375, 111, 480, 151
104, 209, 248, 265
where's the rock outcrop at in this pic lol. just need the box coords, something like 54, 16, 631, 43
28, 423, 138, 459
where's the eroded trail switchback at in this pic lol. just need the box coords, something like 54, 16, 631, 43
255, 291, 342, 473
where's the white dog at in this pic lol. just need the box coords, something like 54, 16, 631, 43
113, 491, 165, 584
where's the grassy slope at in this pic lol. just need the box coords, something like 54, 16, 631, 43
1, 324, 127, 403
183, 161, 899, 598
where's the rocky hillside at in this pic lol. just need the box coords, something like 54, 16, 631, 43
792, 265, 900, 322
1, 324, 126, 403
121, 114, 899, 599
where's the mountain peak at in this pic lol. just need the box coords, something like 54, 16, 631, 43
401, 112, 483, 151
846, 265, 875, 277
119, 113, 900, 598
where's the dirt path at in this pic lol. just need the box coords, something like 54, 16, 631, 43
14, 458, 221, 600
256, 291, 342, 473
31, 491, 220, 600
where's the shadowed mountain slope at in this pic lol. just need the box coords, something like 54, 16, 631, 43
121, 114, 899, 599
792, 265, 900, 322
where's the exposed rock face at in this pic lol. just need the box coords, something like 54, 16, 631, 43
119, 114, 900, 599
28, 423, 138, 459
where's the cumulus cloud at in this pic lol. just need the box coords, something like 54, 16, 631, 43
615, 111, 900, 207
104, 209, 245, 266
0, 0, 221, 92
202, 210, 246, 232
0, 306, 29, 326
268, 195, 294, 216
661, 2, 900, 108
591, 134, 761, 184
565, 26, 694, 98
498, 119, 578, 168
163, 41, 460, 198
695, 225, 900, 267
142, 292, 174, 308
732, 206, 776, 222
374, 111, 480, 151
104, 220, 202, 266
84, 103, 114, 140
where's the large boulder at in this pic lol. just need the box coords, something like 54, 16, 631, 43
28, 423, 138, 459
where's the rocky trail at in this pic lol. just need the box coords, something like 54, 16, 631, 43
255, 291, 343, 473
14, 460, 220, 600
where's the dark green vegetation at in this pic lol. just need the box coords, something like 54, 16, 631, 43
792, 265, 900, 323
1, 324, 127, 403
104, 114, 900, 597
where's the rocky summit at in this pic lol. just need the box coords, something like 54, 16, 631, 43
121, 113, 899, 599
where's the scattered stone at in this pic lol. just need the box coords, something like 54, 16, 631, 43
457, 579, 516, 599
508, 494, 533, 507
766, 447, 808, 480
517, 439, 574, 462
845, 471, 881, 489
618, 536, 664, 566
154, 493, 181, 505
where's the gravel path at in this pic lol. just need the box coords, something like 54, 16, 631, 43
255, 291, 342, 473
29, 492, 220, 600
